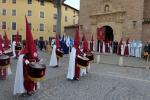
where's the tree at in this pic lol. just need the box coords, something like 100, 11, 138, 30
51, 0, 66, 38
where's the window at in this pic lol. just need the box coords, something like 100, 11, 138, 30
53, 25, 56, 32
73, 19, 75, 25
65, 6, 68, 11
133, 21, 137, 28
40, 23, 44, 31
40, 0, 44, 6
29, 23, 32, 29
12, 22, 16, 30
65, 16, 67, 22
28, 0, 32, 4
12, 9, 16, 16
28, 10, 32, 16
104, 5, 109, 12
2, 0, 6, 3
2, 21, 6, 29
53, 13, 57, 19
40, 11, 44, 18
73, 10, 76, 14
12, 0, 16, 4
2, 9, 6, 15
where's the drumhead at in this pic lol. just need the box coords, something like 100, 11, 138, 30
77, 55, 89, 60
56, 49, 63, 53
4, 49, 13, 53
29, 62, 46, 69
0, 54, 9, 60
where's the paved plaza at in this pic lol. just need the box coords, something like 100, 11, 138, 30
0, 51, 150, 100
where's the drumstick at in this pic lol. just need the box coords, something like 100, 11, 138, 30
39, 58, 43, 63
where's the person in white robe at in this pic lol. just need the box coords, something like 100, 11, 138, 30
67, 47, 76, 80
49, 45, 58, 67
102, 41, 105, 53
121, 42, 125, 56
12, 41, 16, 58
13, 54, 25, 95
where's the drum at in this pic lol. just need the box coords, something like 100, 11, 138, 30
0, 54, 10, 69
77, 55, 89, 68
56, 49, 64, 58
28, 62, 46, 81
4, 49, 13, 57
15, 45, 22, 51
86, 52, 94, 61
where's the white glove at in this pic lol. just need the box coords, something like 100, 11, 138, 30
84, 53, 86, 57
25, 60, 30, 64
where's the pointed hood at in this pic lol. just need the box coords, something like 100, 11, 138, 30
0, 34, 4, 55
55, 33, 60, 49
4, 31, 9, 49
22, 16, 37, 59
15, 31, 20, 45
74, 28, 80, 48
82, 32, 89, 52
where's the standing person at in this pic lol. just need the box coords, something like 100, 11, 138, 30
67, 29, 82, 80
90, 34, 94, 51
0, 34, 11, 80
15, 31, 21, 58
81, 32, 93, 74
124, 38, 129, 56
49, 34, 62, 67
117, 38, 123, 55
113, 40, 118, 54
14, 16, 40, 96
12, 41, 16, 58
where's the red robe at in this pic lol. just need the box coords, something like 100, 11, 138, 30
74, 47, 82, 80
124, 44, 129, 56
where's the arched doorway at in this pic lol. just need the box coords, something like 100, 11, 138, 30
97, 25, 114, 51
103, 25, 114, 41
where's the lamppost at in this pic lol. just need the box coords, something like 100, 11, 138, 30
51, 0, 66, 38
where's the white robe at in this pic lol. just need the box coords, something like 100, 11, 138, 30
13, 54, 25, 95
102, 42, 105, 53
130, 43, 134, 56
7, 66, 12, 75
49, 45, 57, 66
128, 43, 131, 56
139, 43, 142, 58
12, 41, 16, 58
121, 44, 125, 56
133, 42, 137, 56
67, 47, 76, 80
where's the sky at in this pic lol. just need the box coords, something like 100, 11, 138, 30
64, 0, 80, 10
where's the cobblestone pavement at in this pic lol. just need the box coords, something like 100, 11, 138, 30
1, 51, 150, 100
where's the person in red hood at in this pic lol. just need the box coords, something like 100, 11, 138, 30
0, 34, 7, 80
14, 16, 40, 96
67, 29, 83, 80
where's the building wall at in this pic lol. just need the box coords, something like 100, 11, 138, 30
79, 0, 145, 41
142, 0, 150, 43
0, 0, 79, 41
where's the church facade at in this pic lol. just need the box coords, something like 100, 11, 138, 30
79, 0, 150, 43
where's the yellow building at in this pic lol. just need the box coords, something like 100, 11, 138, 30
0, 0, 79, 41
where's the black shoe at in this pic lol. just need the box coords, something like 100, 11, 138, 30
20, 93, 28, 97
52, 65, 59, 68
27, 91, 35, 96
74, 78, 79, 81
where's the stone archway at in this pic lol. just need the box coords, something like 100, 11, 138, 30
97, 25, 114, 52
